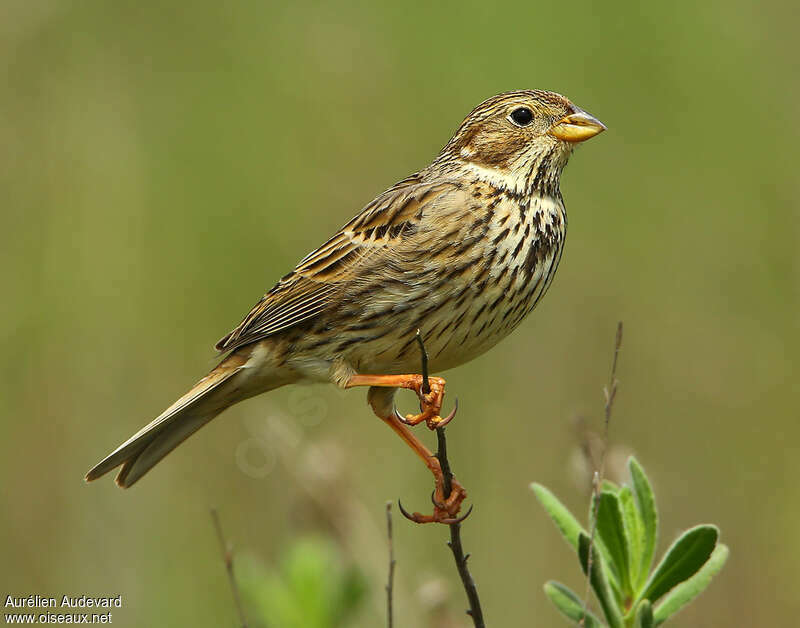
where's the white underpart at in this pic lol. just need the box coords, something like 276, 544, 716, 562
458, 144, 563, 197
461, 161, 529, 196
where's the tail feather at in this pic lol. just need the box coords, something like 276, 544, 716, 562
85, 353, 249, 488
114, 411, 217, 488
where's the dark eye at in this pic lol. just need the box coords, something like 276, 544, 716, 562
509, 107, 534, 127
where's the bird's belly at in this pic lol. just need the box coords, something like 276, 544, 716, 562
428, 253, 562, 371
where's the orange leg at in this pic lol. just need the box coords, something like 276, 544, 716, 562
346, 373, 456, 429
344, 381, 467, 524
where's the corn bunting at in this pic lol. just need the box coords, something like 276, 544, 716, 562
87, 90, 605, 522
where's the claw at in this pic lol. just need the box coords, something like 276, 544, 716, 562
442, 397, 458, 425
441, 504, 474, 525
397, 499, 415, 521
393, 405, 423, 427
398, 499, 446, 525
394, 398, 459, 430
398, 484, 470, 525
399, 502, 474, 525
426, 398, 458, 430
392, 405, 416, 427
391, 404, 412, 426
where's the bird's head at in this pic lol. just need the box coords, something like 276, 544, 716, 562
435, 90, 605, 196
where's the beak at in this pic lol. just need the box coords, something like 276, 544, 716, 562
549, 108, 606, 143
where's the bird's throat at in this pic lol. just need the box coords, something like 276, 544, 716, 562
457, 144, 570, 199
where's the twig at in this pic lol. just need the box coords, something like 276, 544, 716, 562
436, 427, 484, 627
407, 332, 483, 625
210, 508, 248, 628
580, 322, 623, 626
385, 502, 396, 628
414, 329, 431, 394
604, 322, 623, 431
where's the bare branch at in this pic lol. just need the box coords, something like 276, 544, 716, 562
395, 331, 483, 624
414, 329, 431, 394
210, 508, 248, 628
436, 427, 484, 627
386, 502, 396, 628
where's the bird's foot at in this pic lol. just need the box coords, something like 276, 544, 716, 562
394, 375, 458, 430
398, 477, 470, 524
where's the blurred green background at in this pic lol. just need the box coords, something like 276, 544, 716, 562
2, 0, 797, 625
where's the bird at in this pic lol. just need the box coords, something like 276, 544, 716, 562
86, 89, 605, 523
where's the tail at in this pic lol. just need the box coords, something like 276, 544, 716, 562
86, 352, 255, 488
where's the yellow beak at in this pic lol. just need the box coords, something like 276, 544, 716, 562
549, 108, 606, 143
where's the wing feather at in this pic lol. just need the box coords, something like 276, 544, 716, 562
215, 178, 462, 352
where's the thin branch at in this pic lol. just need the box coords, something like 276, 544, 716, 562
414, 329, 431, 394
604, 321, 623, 431
406, 332, 483, 625
210, 508, 248, 628
436, 427, 484, 627
385, 501, 396, 628
580, 322, 623, 626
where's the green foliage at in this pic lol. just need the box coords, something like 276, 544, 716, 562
531, 484, 586, 551
544, 581, 604, 628
237, 538, 367, 628
628, 458, 658, 586
633, 599, 653, 628
532, 457, 728, 627
652, 544, 729, 624
577, 532, 624, 628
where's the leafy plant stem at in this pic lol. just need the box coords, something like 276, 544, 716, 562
580, 322, 623, 625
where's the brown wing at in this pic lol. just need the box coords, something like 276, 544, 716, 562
215, 177, 461, 353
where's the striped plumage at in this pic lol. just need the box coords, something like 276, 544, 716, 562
254, 178, 568, 380
87, 89, 604, 489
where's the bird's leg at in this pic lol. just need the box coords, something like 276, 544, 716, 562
351, 385, 467, 524
345, 373, 456, 429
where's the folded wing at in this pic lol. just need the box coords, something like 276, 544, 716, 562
215, 178, 462, 353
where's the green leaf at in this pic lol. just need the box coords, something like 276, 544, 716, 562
329, 565, 368, 624
588, 492, 623, 597
601, 479, 620, 493
578, 532, 624, 628
596, 490, 631, 596
237, 538, 367, 628
532, 483, 587, 551
641, 525, 718, 604
543, 581, 605, 628
634, 599, 654, 628
653, 544, 729, 625
628, 457, 658, 585
619, 486, 645, 589
533, 483, 622, 598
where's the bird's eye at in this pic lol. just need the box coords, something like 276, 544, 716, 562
508, 107, 534, 127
